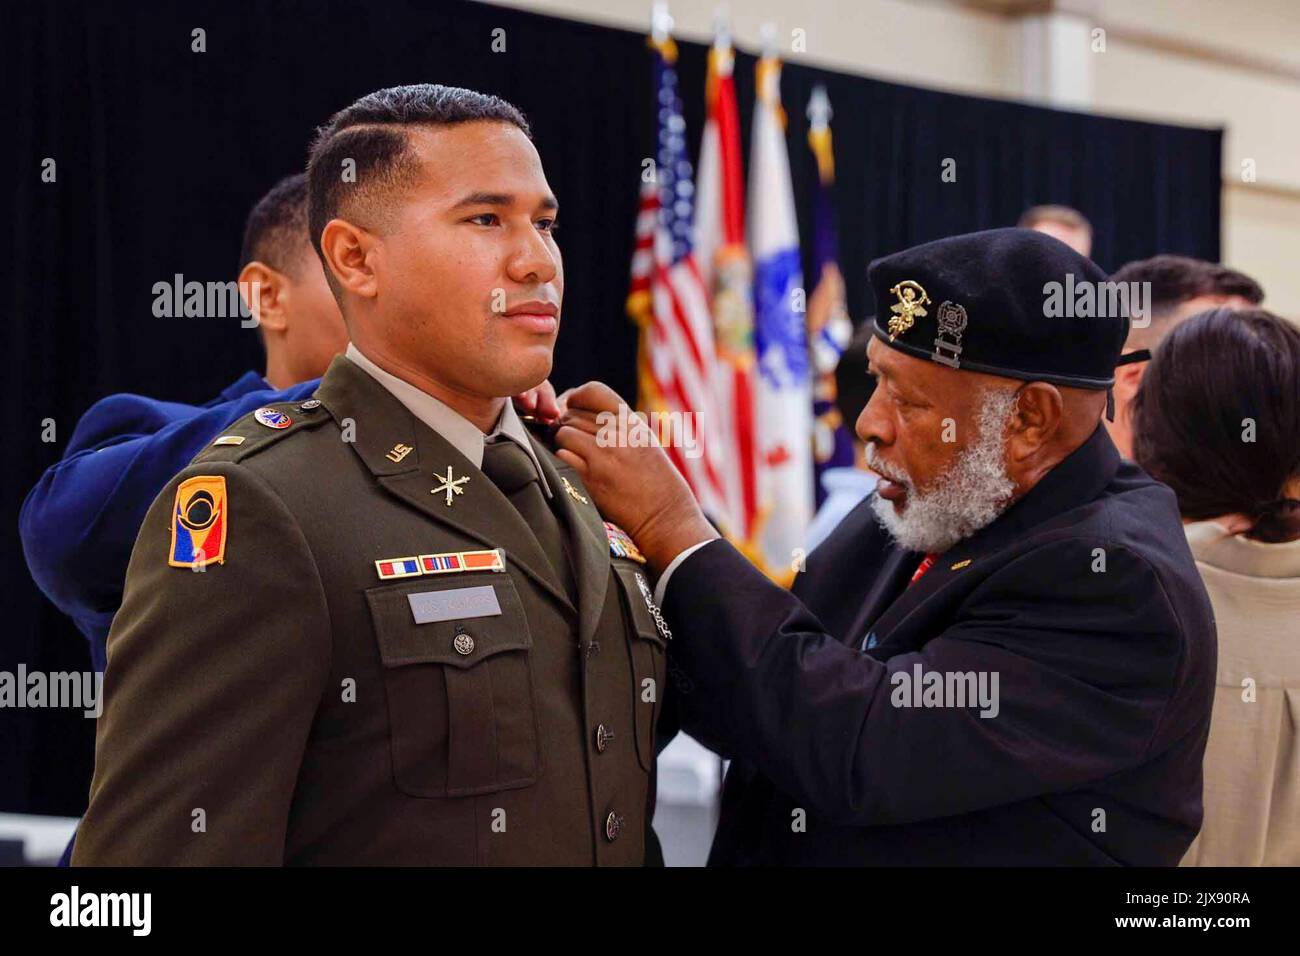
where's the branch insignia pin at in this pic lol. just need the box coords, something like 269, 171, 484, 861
431, 466, 470, 506
561, 476, 589, 504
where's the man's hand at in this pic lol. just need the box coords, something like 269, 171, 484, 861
555, 382, 718, 572
513, 379, 561, 423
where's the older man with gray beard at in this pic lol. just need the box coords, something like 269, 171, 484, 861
554, 228, 1217, 865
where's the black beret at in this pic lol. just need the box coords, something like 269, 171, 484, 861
869, 228, 1129, 389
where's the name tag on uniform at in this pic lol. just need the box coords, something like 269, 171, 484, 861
407, 586, 502, 624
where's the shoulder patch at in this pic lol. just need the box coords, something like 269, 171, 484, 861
192, 400, 330, 465
169, 475, 228, 568
604, 521, 646, 564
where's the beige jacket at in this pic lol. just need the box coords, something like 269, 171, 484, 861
1181, 520, 1300, 866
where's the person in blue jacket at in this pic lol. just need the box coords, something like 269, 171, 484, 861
21, 173, 347, 674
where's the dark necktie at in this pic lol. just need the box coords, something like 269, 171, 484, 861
480, 438, 576, 602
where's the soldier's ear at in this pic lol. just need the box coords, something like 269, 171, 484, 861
319, 218, 379, 301
237, 261, 288, 333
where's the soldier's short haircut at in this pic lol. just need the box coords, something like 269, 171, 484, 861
239, 173, 312, 276
1110, 254, 1264, 348
306, 84, 531, 287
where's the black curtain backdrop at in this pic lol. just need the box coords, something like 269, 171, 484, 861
2, 0, 1221, 815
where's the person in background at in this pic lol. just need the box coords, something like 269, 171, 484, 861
238, 173, 351, 389
805, 320, 877, 552
20, 173, 346, 674
1107, 255, 1263, 459
1018, 204, 1092, 257
1133, 307, 1300, 867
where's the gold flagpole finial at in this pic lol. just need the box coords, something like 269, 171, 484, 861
649, 1, 678, 61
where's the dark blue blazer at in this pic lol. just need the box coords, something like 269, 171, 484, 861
664, 426, 1217, 865
20, 372, 319, 672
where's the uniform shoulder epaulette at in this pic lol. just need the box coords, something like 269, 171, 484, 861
193, 399, 332, 465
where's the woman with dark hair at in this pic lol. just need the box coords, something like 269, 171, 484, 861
1133, 307, 1300, 866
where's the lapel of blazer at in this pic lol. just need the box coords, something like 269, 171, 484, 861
844, 548, 918, 651
314, 356, 575, 615
533, 445, 611, 647
801, 496, 920, 649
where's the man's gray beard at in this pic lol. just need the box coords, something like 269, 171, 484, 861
868, 389, 1019, 554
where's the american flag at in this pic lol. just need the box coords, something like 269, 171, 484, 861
627, 33, 729, 523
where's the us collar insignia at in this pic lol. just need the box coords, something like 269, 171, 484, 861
254, 407, 292, 429
951, 558, 972, 570
561, 476, 589, 504
931, 301, 968, 369
430, 465, 470, 506
604, 522, 646, 563
887, 280, 930, 341
386, 442, 414, 464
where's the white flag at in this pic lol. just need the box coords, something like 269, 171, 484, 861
748, 51, 813, 575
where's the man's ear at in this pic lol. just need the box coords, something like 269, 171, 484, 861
1007, 382, 1063, 460
320, 219, 379, 300
237, 261, 288, 333
1113, 360, 1145, 401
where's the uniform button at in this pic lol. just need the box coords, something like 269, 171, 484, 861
604, 810, 623, 842
453, 633, 475, 656
595, 723, 615, 753
299, 399, 322, 411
